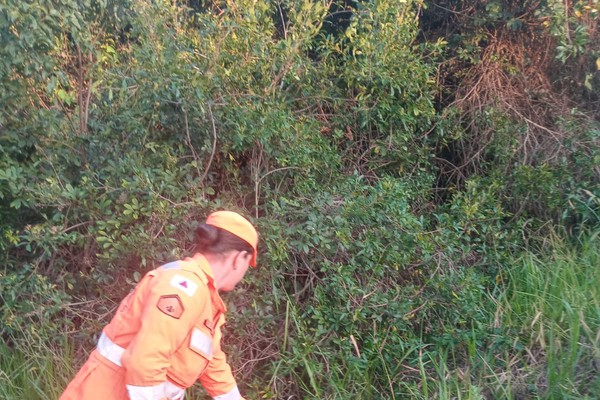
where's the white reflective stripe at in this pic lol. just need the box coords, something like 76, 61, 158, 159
98, 333, 186, 400
97, 331, 125, 367
161, 261, 181, 271
126, 383, 166, 400
126, 382, 184, 400
190, 328, 213, 358
213, 386, 241, 400
164, 381, 186, 400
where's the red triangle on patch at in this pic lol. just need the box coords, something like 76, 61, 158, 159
179, 280, 188, 288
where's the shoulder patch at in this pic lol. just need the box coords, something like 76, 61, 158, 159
170, 274, 198, 297
157, 295, 184, 319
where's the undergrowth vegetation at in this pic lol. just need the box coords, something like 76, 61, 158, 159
1, 0, 599, 399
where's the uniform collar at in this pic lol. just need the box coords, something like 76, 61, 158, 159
184, 254, 227, 313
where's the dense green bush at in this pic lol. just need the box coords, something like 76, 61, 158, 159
1, 0, 598, 399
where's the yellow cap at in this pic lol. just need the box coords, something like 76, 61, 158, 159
205, 211, 258, 267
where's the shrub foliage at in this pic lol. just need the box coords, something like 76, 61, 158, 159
1, 0, 598, 399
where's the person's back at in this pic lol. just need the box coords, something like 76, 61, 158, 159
60, 211, 258, 400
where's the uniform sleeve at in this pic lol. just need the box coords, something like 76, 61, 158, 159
198, 320, 245, 400
121, 271, 208, 399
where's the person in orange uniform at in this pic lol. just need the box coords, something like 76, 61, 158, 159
60, 210, 258, 400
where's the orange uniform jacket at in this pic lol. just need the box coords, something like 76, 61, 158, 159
60, 255, 244, 400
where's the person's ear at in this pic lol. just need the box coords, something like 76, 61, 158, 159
233, 250, 251, 269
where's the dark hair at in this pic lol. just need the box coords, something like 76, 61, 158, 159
195, 223, 254, 256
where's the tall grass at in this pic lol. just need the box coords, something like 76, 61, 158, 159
1, 231, 598, 399
495, 230, 600, 398
276, 231, 600, 399
409, 230, 600, 400
0, 334, 74, 400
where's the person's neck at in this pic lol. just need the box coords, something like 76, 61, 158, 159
195, 252, 226, 290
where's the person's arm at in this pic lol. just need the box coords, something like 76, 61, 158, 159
121, 272, 207, 400
198, 317, 245, 400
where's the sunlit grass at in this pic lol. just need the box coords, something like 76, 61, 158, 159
1, 232, 598, 399
0, 334, 74, 400
403, 230, 600, 399
495, 230, 600, 398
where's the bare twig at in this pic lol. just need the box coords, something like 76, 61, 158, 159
183, 107, 203, 179
84, 53, 93, 131
276, 0, 287, 40
62, 221, 92, 234
564, 0, 571, 44
200, 103, 218, 186
150, 189, 196, 207
254, 166, 300, 218
76, 43, 90, 165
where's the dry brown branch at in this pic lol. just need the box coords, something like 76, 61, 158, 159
444, 29, 585, 185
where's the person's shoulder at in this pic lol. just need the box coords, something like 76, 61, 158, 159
146, 262, 210, 320
151, 261, 209, 299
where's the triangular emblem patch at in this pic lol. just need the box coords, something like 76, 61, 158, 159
169, 274, 198, 296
